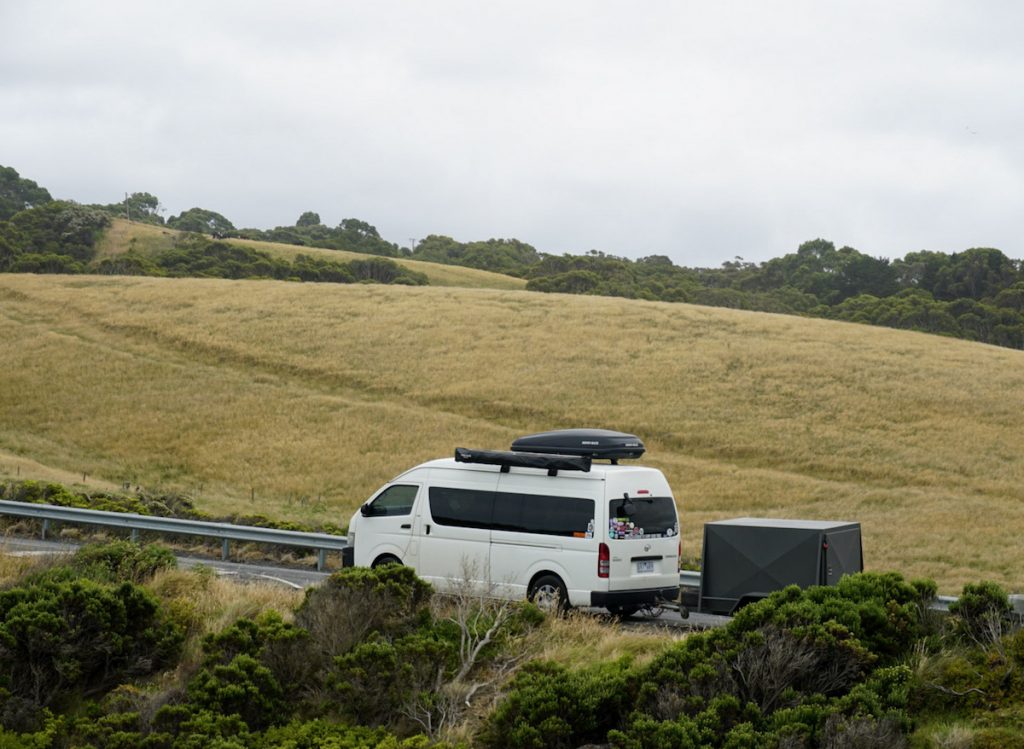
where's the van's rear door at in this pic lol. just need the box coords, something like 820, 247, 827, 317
604, 491, 680, 593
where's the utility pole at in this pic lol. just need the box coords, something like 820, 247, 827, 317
125, 192, 131, 221
408, 237, 417, 253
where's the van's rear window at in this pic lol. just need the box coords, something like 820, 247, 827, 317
608, 497, 678, 539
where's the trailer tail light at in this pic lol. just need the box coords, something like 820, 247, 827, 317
598, 542, 610, 578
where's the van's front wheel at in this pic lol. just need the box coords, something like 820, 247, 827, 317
528, 574, 568, 614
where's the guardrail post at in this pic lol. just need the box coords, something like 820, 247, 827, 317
131, 529, 139, 543
221, 539, 230, 561
41, 519, 49, 540
317, 549, 326, 572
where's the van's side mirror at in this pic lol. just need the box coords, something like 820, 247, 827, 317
360, 502, 374, 517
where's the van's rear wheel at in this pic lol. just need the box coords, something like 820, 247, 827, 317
528, 574, 568, 614
371, 554, 401, 569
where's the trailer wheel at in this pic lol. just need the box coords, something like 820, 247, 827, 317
528, 574, 568, 614
732, 593, 767, 614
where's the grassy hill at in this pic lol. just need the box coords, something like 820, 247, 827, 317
1, 273, 1022, 592
94, 218, 529, 290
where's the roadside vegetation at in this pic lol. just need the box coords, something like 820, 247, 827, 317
0, 543, 1021, 747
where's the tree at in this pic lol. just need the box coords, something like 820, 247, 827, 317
167, 207, 236, 236
338, 218, 380, 239
0, 201, 109, 269
834, 248, 898, 301
123, 192, 163, 223
933, 247, 1020, 301
296, 211, 322, 227
0, 165, 52, 221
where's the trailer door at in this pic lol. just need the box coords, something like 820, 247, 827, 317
823, 527, 863, 584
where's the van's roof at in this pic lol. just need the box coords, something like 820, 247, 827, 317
403, 457, 663, 481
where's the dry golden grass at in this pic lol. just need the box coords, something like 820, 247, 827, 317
96, 219, 528, 290
147, 566, 303, 664
94, 219, 179, 259
528, 611, 683, 668
1, 273, 1023, 592
0, 545, 70, 585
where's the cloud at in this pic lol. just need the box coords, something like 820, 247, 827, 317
2, 1, 1023, 266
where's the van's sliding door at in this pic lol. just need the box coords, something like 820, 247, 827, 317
417, 478, 497, 592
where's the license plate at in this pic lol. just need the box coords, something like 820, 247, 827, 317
637, 560, 654, 573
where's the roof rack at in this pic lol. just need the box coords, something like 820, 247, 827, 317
510, 429, 645, 463
454, 447, 591, 476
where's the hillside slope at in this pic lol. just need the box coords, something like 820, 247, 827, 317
1, 274, 1022, 591
95, 218, 529, 290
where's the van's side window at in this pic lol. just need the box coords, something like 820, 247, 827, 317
429, 487, 494, 528
492, 493, 593, 537
370, 485, 418, 516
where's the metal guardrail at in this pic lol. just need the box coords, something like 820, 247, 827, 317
3, 500, 1022, 616
679, 569, 700, 588
0, 499, 348, 571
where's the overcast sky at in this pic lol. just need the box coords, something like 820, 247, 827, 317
2, 2, 1023, 266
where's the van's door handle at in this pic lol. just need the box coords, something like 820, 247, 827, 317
400, 523, 411, 529
425, 524, 431, 535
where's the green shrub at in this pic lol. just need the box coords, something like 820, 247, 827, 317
187, 654, 286, 732
0, 713, 65, 749
949, 581, 1013, 648
0, 578, 183, 719
201, 611, 305, 667
200, 611, 312, 708
295, 565, 432, 660
151, 705, 252, 749
487, 574, 928, 748
69, 541, 177, 584
729, 572, 930, 663
255, 720, 435, 749
481, 659, 638, 749
972, 727, 1024, 749
326, 632, 455, 728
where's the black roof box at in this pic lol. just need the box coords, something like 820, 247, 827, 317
511, 429, 645, 462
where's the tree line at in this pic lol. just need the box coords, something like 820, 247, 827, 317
4, 164, 1023, 348
0, 168, 426, 287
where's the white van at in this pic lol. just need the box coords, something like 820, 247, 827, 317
344, 430, 680, 614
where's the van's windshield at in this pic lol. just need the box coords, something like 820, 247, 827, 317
607, 496, 678, 540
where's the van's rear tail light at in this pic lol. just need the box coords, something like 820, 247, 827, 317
598, 542, 610, 578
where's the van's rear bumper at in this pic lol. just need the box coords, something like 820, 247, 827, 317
342, 546, 355, 567
591, 586, 679, 608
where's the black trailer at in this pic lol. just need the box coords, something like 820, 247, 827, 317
695, 517, 863, 615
